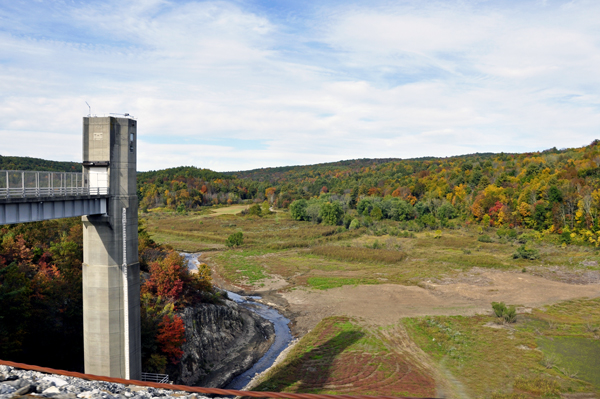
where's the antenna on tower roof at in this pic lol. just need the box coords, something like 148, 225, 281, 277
85, 101, 91, 117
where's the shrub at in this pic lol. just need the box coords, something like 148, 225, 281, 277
478, 234, 493, 243
492, 301, 506, 317
491, 301, 517, 323
310, 246, 407, 264
506, 229, 518, 239
247, 204, 262, 217
503, 305, 517, 323
349, 219, 360, 230
541, 353, 560, 370
560, 231, 572, 244
226, 232, 244, 247
370, 240, 382, 249
517, 233, 535, 244
513, 244, 540, 260
261, 200, 272, 215
497, 228, 518, 239
343, 214, 353, 229
419, 213, 437, 228
514, 376, 560, 396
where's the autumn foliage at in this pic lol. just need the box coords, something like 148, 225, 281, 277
143, 252, 185, 300
0, 216, 214, 374
0, 219, 83, 370
157, 314, 186, 364
139, 233, 214, 372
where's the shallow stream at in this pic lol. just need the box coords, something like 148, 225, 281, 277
181, 253, 293, 390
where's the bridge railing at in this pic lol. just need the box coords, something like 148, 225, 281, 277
140, 372, 169, 384
0, 170, 108, 199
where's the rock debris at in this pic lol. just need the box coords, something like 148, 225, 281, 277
0, 366, 209, 399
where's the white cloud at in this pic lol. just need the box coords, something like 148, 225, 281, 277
0, 0, 599, 171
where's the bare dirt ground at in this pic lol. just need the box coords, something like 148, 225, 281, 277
276, 269, 600, 335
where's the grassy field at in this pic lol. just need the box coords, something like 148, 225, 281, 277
404, 298, 600, 398
144, 206, 600, 397
144, 208, 600, 291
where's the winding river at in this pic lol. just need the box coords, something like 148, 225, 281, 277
181, 253, 293, 390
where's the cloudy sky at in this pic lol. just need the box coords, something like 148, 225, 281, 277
1, 0, 599, 171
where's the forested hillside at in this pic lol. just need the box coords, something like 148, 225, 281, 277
224, 158, 403, 182
6, 141, 600, 245
137, 141, 600, 245
0, 155, 80, 172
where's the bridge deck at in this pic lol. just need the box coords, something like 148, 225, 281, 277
0, 170, 109, 225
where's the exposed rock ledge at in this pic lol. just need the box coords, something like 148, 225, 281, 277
176, 298, 275, 388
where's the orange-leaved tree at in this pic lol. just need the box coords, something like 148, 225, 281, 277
140, 246, 214, 373
142, 251, 185, 301
157, 314, 186, 364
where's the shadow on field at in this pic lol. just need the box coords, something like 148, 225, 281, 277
252, 329, 365, 393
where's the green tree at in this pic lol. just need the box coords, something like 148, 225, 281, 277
247, 204, 262, 217
261, 200, 271, 215
370, 206, 383, 221
349, 187, 359, 209
320, 202, 343, 225
226, 232, 244, 247
290, 199, 308, 221
0, 263, 31, 356
357, 198, 373, 216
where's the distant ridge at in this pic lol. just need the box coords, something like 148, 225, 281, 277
222, 152, 514, 183
0, 155, 80, 172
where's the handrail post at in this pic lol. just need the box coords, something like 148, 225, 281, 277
6, 171, 9, 198
21, 171, 24, 198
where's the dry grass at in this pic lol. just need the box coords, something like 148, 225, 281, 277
513, 376, 561, 396
309, 246, 407, 264
144, 207, 600, 290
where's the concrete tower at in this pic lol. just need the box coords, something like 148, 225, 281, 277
81, 117, 141, 379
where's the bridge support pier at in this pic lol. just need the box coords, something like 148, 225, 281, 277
82, 117, 141, 380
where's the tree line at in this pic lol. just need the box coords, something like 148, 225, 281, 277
138, 141, 600, 246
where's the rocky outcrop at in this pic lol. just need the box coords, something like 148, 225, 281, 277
177, 299, 275, 388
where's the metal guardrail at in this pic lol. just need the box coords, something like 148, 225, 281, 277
0, 170, 108, 199
141, 372, 169, 384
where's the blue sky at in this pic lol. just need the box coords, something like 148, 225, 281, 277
1, 0, 599, 171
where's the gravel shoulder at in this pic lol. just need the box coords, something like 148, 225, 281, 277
0, 365, 208, 399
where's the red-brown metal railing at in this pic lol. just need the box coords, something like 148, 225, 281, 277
0, 359, 438, 399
